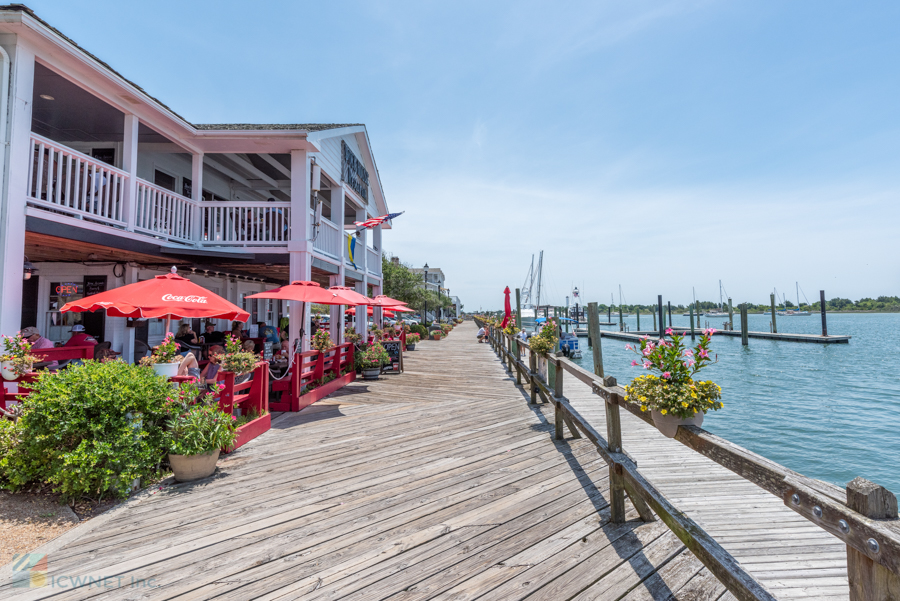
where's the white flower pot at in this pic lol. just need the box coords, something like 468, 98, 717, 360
152, 362, 180, 378
651, 410, 704, 438
168, 449, 220, 482
362, 368, 381, 380
1, 361, 18, 381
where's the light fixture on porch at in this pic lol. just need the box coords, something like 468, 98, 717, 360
311, 159, 323, 241
39, 94, 54, 100
23, 257, 38, 280
423, 263, 429, 323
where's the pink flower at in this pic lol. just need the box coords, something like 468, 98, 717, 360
631, 360, 638, 366
625, 344, 632, 350
643, 361, 652, 369
683, 349, 693, 357
708, 328, 717, 336
642, 347, 652, 356
665, 328, 673, 335
699, 349, 709, 358
662, 371, 671, 378
231, 415, 237, 421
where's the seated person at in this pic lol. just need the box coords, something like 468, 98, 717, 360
200, 322, 225, 345
257, 321, 280, 348
175, 323, 198, 346
20, 326, 58, 369
230, 322, 245, 341
65, 324, 98, 347
177, 352, 201, 379
200, 345, 224, 386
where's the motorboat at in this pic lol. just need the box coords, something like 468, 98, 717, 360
559, 332, 582, 359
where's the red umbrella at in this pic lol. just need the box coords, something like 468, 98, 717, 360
327, 286, 375, 306
246, 281, 360, 305
370, 295, 408, 307
61, 268, 250, 332
500, 286, 511, 328
344, 306, 396, 317
390, 305, 415, 312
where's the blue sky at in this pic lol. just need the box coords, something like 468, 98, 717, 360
29, 1, 899, 310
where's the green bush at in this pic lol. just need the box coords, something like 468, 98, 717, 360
3, 361, 173, 500
411, 324, 428, 338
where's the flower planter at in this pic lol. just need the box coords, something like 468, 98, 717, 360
651, 410, 704, 438
168, 449, 220, 482
361, 367, 381, 380
430, 332, 442, 340
1, 361, 19, 381
406, 344, 416, 351
227, 413, 271, 453
152, 362, 180, 378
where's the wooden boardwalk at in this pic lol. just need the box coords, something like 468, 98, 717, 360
0, 322, 846, 599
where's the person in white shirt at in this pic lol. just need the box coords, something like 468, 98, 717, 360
476, 326, 487, 343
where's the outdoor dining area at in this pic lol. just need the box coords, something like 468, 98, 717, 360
1, 268, 415, 453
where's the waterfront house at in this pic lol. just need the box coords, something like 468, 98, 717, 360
0, 5, 390, 359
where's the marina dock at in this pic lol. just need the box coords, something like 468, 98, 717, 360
597, 328, 851, 344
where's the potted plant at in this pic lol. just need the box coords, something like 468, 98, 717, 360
214, 334, 259, 377
357, 343, 389, 380
0, 334, 41, 381
311, 330, 333, 352
624, 328, 724, 437
405, 333, 420, 351
430, 330, 443, 340
139, 332, 181, 378
165, 381, 237, 481
344, 328, 362, 345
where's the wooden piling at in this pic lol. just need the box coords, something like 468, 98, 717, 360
587, 302, 604, 378
690, 306, 695, 339
652, 310, 656, 332
667, 301, 672, 329
728, 297, 733, 330
845, 477, 900, 600
741, 304, 749, 345
770, 293, 777, 334
618, 305, 624, 332
636, 307, 640, 331
657, 295, 664, 339
820, 290, 828, 336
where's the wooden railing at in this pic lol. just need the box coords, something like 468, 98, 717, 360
477, 317, 900, 601
135, 178, 196, 243
200, 201, 291, 246
26, 133, 128, 225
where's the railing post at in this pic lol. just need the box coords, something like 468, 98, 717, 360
553, 358, 564, 440
528, 349, 537, 404
587, 302, 604, 378
514, 339, 522, 386
846, 477, 899, 601
606, 385, 627, 523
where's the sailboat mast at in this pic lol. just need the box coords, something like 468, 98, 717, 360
719, 280, 723, 311
535, 251, 544, 309
796, 282, 800, 309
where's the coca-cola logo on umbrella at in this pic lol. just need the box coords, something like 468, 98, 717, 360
162, 294, 208, 304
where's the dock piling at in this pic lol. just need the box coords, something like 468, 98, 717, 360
587, 302, 604, 378
770, 293, 777, 333
618, 305, 623, 332
667, 301, 672, 329
657, 295, 664, 339
728, 298, 733, 330
820, 290, 828, 336
740, 304, 749, 346
652, 310, 656, 332
690, 306, 695, 340
636, 307, 640, 331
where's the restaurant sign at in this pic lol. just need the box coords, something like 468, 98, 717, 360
341, 140, 369, 202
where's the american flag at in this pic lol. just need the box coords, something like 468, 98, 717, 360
354, 211, 404, 231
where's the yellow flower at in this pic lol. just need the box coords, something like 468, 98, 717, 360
640, 405, 647, 412
624, 395, 629, 401
690, 392, 697, 399
681, 402, 688, 407
660, 409, 667, 415
639, 396, 647, 402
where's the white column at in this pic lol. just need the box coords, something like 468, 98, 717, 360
191, 152, 204, 242
289, 149, 311, 352
372, 224, 383, 329
121, 264, 138, 363
331, 187, 346, 344
0, 45, 34, 336
121, 114, 139, 231
354, 206, 368, 340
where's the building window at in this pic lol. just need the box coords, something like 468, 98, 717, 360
154, 169, 176, 192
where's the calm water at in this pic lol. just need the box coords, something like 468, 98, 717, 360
571, 313, 900, 493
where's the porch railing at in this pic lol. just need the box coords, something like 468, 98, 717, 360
367, 246, 381, 275
310, 210, 342, 258
26, 133, 128, 225
200, 201, 291, 246
134, 178, 196, 244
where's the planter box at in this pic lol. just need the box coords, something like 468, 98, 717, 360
227, 413, 272, 453
271, 371, 356, 412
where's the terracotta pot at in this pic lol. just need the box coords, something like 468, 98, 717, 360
152, 362, 180, 378
168, 449, 220, 482
361, 368, 381, 380
650, 410, 704, 438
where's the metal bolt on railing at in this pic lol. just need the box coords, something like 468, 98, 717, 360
838, 519, 850, 534
813, 506, 822, 518
867, 538, 880, 554
791, 494, 800, 505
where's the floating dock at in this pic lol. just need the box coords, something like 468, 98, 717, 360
599, 328, 851, 344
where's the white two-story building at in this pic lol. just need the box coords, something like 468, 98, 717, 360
0, 5, 390, 359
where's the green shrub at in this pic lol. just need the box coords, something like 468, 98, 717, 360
411, 324, 428, 338
4, 361, 173, 500
0, 418, 21, 486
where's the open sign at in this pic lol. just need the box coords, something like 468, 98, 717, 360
55, 283, 82, 297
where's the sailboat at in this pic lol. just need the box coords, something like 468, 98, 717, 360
683, 287, 704, 316
706, 280, 729, 318
781, 282, 811, 316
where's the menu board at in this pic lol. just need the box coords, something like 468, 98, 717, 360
381, 340, 403, 373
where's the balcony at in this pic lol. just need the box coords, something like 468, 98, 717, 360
25, 133, 381, 277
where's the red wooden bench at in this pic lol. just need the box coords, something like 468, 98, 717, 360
212, 362, 271, 452
1, 346, 94, 409
271, 343, 355, 412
